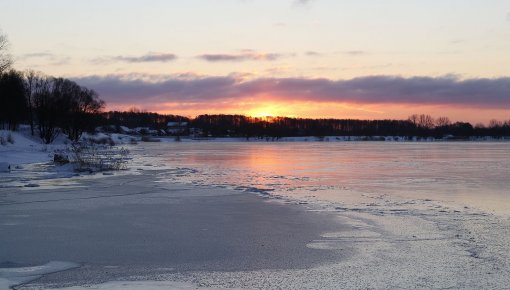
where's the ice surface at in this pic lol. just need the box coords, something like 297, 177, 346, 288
124, 142, 510, 289
47, 281, 253, 290
0, 261, 79, 289
4, 141, 510, 289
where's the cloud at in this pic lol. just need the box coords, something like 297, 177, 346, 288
343, 50, 366, 56
92, 53, 177, 64
305, 51, 323, 57
20, 52, 55, 59
507, 12, 510, 21
72, 74, 510, 110
17, 52, 70, 66
450, 39, 464, 45
294, 0, 313, 5
198, 51, 283, 62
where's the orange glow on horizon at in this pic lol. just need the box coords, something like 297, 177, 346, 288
104, 100, 510, 125
247, 104, 286, 118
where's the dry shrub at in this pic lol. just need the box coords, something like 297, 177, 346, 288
70, 143, 130, 172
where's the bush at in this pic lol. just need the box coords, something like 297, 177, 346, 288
70, 143, 130, 172
83, 135, 116, 146
141, 135, 160, 142
7, 132, 13, 144
0, 131, 13, 145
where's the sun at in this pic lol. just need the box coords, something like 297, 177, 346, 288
251, 110, 274, 118
248, 105, 279, 118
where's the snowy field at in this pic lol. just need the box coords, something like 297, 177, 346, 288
1, 131, 510, 289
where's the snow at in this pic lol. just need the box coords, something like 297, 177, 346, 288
0, 162, 10, 172
49, 281, 251, 290
81, 132, 137, 145
0, 261, 79, 290
0, 130, 53, 166
0, 130, 135, 166
0, 129, 137, 189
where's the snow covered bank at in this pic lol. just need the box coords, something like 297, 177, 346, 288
0, 129, 136, 189
0, 130, 55, 166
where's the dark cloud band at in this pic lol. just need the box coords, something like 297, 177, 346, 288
72, 74, 510, 109
198, 52, 282, 62
92, 53, 177, 64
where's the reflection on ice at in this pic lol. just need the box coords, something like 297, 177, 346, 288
134, 142, 510, 215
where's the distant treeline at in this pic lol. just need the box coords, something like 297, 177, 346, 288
100, 109, 187, 130
2, 70, 510, 143
187, 114, 510, 138
99, 113, 510, 139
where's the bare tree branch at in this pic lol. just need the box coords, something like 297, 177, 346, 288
0, 31, 13, 73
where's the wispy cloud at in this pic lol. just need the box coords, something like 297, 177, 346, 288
294, 0, 314, 5
20, 52, 55, 59
17, 52, 70, 66
343, 50, 366, 56
198, 51, 284, 62
92, 53, 177, 64
72, 74, 510, 110
450, 39, 465, 45
305, 51, 323, 57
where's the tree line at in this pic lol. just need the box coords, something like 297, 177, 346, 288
96, 113, 510, 139
99, 109, 187, 130
0, 70, 104, 143
188, 114, 510, 139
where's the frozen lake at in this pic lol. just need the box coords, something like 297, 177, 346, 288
135, 141, 510, 215
3, 140, 510, 289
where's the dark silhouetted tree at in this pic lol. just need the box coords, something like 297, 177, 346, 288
435, 117, 451, 127
33, 76, 60, 143
31, 77, 105, 142
0, 70, 27, 130
64, 86, 105, 141
23, 70, 43, 136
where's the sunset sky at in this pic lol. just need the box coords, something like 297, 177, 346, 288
1, 0, 510, 123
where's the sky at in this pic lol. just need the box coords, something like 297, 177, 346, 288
1, 0, 510, 123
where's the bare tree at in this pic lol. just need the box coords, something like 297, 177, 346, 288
417, 114, 435, 129
408, 114, 419, 126
65, 86, 105, 141
489, 119, 503, 128
33, 76, 60, 144
24, 70, 43, 136
0, 31, 13, 74
409, 114, 435, 129
435, 116, 451, 127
